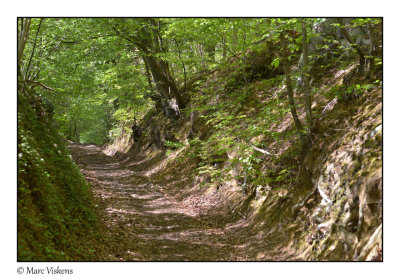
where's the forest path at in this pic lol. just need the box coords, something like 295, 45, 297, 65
68, 143, 280, 261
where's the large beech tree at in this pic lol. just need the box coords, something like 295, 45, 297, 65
112, 18, 185, 117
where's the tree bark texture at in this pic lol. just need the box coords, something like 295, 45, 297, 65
301, 19, 313, 129
18, 18, 32, 78
337, 18, 367, 71
280, 33, 303, 131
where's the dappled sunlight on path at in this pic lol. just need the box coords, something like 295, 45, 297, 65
68, 143, 283, 261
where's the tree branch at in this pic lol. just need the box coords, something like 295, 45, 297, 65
213, 30, 239, 59
26, 80, 55, 91
46, 34, 122, 48
25, 18, 44, 81
250, 143, 274, 156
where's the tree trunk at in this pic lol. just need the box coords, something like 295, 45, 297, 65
242, 18, 247, 53
67, 120, 73, 140
175, 39, 187, 92
143, 56, 153, 88
280, 33, 303, 131
113, 22, 186, 117
222, 35, 227, 59
232, 24, 238, 53
143, 53, 185, 115
144, 57, 168, 116
25, 18, 43, 81
337, 18, 367, 72
205, 43, 216, 63
367, 23, 376, 54
139, 24, 186, 114
18, 18, 32, 78
302, 19, 313, 130
73, 121, 78, 141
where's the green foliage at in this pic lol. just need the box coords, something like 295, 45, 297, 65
20, 18, 155, 145
374, 57, 382, 66
186, 62, 296, 191
326, 83, 376, 101
165, 140, 185, 156
18, 17, 382, 146
271, 58, 280, 68
164, 140, 185, 150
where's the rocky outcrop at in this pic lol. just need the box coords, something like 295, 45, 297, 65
293, 88, 382, 261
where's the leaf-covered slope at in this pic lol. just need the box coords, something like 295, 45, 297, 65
100, 33, 382, 260
17, 87, 105, 261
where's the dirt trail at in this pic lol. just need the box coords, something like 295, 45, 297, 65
68, 143, 282, 261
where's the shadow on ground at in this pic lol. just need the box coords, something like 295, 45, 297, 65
68, 143, 289, 261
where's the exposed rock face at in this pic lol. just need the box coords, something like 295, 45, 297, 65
295, 88, 382, 261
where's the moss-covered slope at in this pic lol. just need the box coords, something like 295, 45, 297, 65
17, 87, 105, 261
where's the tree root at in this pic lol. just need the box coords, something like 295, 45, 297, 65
355, 223, 382, 261
291, 186, 318, 220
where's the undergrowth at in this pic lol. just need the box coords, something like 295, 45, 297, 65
17, 87, 104, 261
184, 62, 302, 194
